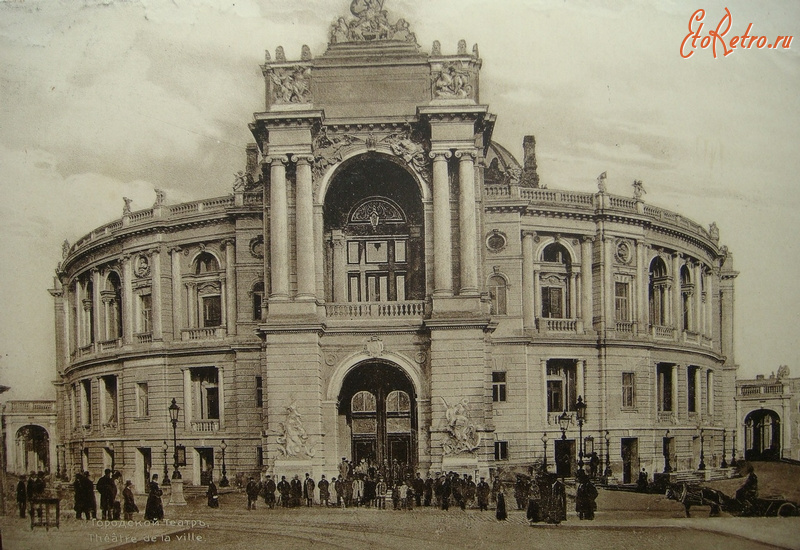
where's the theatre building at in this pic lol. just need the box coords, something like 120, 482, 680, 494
50, 1, 739, 491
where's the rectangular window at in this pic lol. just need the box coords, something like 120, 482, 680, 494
547, 380, 563, 412
494, 441, 509, 461
615, 282, 630, 322
102, 375, 118, 425
136, 382, 149, 417
706, 371, 714, 415
347, 241, 360, 264
81, 379, 92, 426
622, 372, 635, 409
366, 274, 388, 302
657, 363, 673, 412
541, 287, 563, 318
348, 274, 361, 302
139, 293, 152, 333
687, 366, 698, 413
395, 274, 406, 301
256, 446, 264, 468
365, 241, 388, 263
206, 387, 220, 420
202, 295, 222, 327
492, 372, 507, 402
255, 376, 263, 408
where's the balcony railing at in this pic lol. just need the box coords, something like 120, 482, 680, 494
78, 344, 95, 357
683, 331, 700, 344
98, 338, 122, 351
740, 384, 783, 396
325, 301, 426, 319
657, 411, 677, 424
135, 332, 153, 344
537, 318, 578, 332
615, 321, 634, 333
651, 325, 674, 339
5, 401, 56, 413
191, 420, 220, 432
181, 327, 226, 341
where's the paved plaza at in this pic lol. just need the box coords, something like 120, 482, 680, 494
1, 487, 798, 550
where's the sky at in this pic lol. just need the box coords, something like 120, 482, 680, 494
0, 0, 798, 400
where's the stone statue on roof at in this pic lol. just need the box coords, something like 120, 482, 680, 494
329, 0, 418, 44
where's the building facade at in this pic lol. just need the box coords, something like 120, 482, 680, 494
736, 367, 799, 462
50, 2, 739, 491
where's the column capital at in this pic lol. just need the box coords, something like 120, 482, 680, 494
220, 239, 235, 249
290, 154, 315, 165
147, 246, 162, 257
429, 150, 452, 160
522, 230, 537, 240
454, 149, 477, 160
582, 235, 594, 244
168, 246, 183, 255
265, 155, 290, 166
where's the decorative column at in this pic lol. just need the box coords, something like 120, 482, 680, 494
186, 283, 198, 329
569, 273, 577, 321
294, 155, 316, 301
217, 367, 225, 429
122, 255, 134, 344
705, 267, 714, 338
522, 231, 535, 330
577, 360, 586, 401
693, 262, 703, 334
456, 149, 478, 294
150, 247, 163, 341
331, 231, 347, 302
671, 365, 679, 413
430, 151, 453, 296
603, 237, 614, 330
268, 156, 289, 300
183, 369, 192, 430
224, 240, 236, 335
170, 247, 183, 340
92, 268, 101, 344
636, 242, 649, 333
672, 254, 682, 336
581, 237, 593, 331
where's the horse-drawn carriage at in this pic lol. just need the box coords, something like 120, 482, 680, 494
666, 482, 799, 518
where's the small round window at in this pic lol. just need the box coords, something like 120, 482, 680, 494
486, 230, 507, 253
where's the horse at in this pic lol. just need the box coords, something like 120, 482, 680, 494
665, 482, 733, 517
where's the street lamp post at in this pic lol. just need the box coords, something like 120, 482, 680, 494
109, 442, 115, 471
698, 428, 706, 470
604, 430, 612, 477
167, 398, 186, 506
541, 432, 549, 472
558, 411, 570, 440
721, 429, 728, 468
220, 440, 229, 487
575, 396, 586, 473
663, 430, 671, 473
162, 440, 170, 486
731, 430, 737, 467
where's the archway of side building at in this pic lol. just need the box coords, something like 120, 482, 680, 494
335, 359, 420, 481
744, 409, 782, 461
13, 425, 50, 475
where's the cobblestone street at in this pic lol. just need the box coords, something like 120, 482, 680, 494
2, 487, 798, 550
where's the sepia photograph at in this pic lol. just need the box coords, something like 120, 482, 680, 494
0, 0, 797, 548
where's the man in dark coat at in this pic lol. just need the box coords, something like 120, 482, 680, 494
122, 480, 139, 520
440, 474, 451, 511
246, 477, 260, 510
263, 475, 277, 508
207, 479, 220, 508
465, 475, 477, 509
303, 473, 315, 507
277, 476, 290, 507
83, 471, 98, 519
575, 471, 598, 520
413, 473, 425, 507
423, 475, 433, 506
16, 475, 27, 518
476, 477, 490, 511
73, 472, 87, 520
290, 474, 303, 507
96, 469, 116, 520
318, 475, 330, 506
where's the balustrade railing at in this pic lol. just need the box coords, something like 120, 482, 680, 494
615, 321, 634, 333
537, 318, 578, 332
325, 301, 425, 319
651, 325, 674, 339
136, 333, 153, 344
181, 327, 226, 341
98, 338, 122, 351
191, 420, 220, 432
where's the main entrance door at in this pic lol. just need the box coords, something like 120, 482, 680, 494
339, 362, 417, 475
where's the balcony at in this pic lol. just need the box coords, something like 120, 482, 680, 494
181, 327, 226, 341
77, 343, 95, 357
657, 411, 677, 424
615, 321, 634, 333
739, 384, 783, 397
135, 332, 153, 344
651, 325, 675, 339
191, 420, 220, 432
98, 338, 122, 351
537, 318, 578, 333
325, 301, 425, 319
5, 401, 56, 413
682, 331, 700, 344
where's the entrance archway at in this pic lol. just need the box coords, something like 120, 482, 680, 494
744, 409, 781, 460
15, 425, 49, 474
338, 362, 417, 476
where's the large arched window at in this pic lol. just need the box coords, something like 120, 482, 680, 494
195, 252, 220, 275
192, 252, 223, 328
488, 275, 507, 315
102, 271, 122, 342
649, 257, 669, 326
386, 390, 411, 434
540, 243, 572, 319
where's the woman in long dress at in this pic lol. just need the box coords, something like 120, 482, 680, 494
144, 474, 164, 521
496, 491, 508, 521
207, 479, 219, 508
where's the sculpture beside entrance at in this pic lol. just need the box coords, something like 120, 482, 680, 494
440, 396, 481, 455
276, 402, 316, 458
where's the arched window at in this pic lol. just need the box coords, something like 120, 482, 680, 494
195, 252, 220, 275
351, 391, 377, 413
102, 272, 123, 341
649, 257, 669, 326
386, 390, 410, 413
540, 243, 572, 319
488, 275, 507, 315
386, 390, 411, 434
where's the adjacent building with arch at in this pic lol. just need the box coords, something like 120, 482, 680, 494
50, 2, 739, 490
